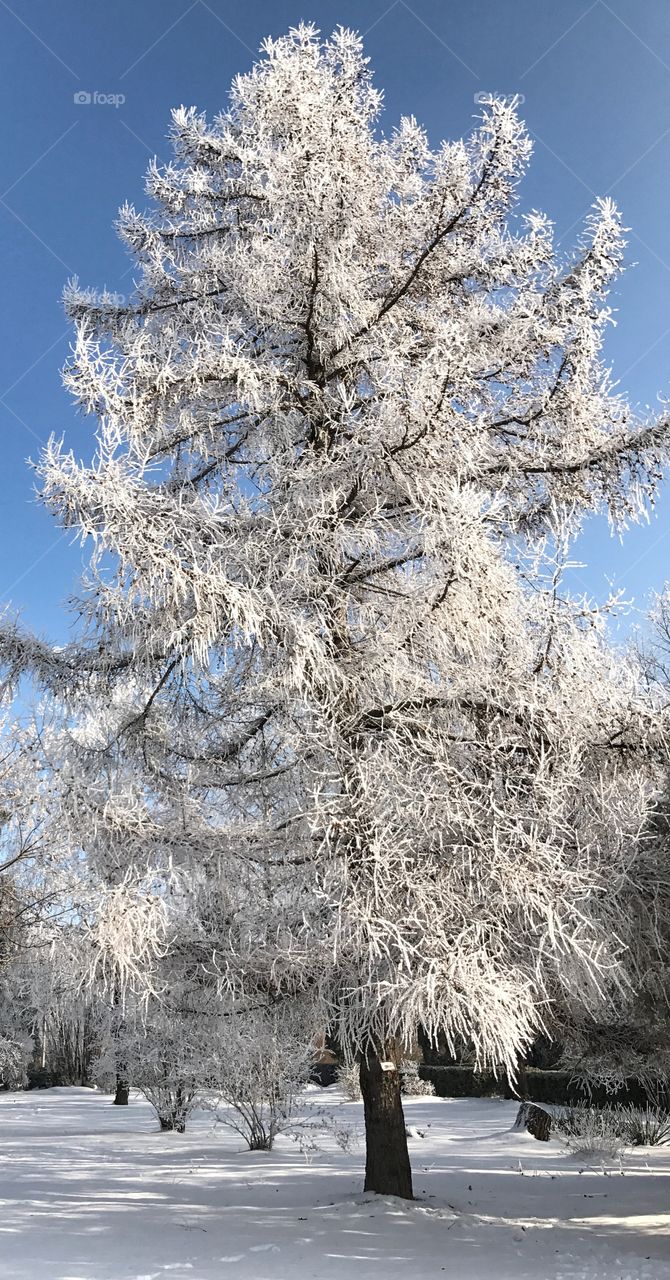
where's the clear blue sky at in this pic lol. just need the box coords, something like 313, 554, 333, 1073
1, 0, 669, 642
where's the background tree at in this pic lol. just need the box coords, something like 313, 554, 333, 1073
3, 26, 670, 1198
0, 721, 56, 943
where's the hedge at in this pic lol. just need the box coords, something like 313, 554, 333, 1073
418, 1064, 652, 1107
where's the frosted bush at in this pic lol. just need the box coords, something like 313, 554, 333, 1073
619, 1104, 670, 1147
116, 1012, 204, 1132
144, 1079, 197, 1133
554, 1103, 625, 1158
214, 1009, 314, 1151
400, 1060, 434, 1097
337, 1062, 362, 1101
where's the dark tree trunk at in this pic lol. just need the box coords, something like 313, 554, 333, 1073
111, 975, 129, 1105
359, 1045, 413, 1199
113, 1073, 129, 1106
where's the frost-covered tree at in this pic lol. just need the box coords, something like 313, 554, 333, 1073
0, 721, 55, 942
3, 26, 670, 1197
4, 920, 107, 1087
556, 595, 670, 1103
0, 715, 75, 1092
0, 1031, 31, 1090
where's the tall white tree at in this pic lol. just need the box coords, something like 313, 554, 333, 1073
4, 26, 669, 1196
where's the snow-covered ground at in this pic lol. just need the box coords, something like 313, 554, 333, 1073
0, 1087, 669, 1279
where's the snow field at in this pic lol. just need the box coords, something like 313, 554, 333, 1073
0, 1088, 669, 1279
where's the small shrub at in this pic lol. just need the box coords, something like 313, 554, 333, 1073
619, 1104, 670, 1147
89, 1042, 117, 1093
214, 1009, 314, 1151
26, 1064, 58, 1090
337, 1062, 362, 1101
114, 1014, 203, 1133
553, 1103, 624, 1159
400, 1060, 434, 1097
137, 1069, 198, 1132
152, 1082, 194, 1133
554, 1101, 670, 1153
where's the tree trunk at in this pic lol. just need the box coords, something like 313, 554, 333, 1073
113, 1073, 129, 1106
359, 1045, 413, 1199
111, 975, 129, 1104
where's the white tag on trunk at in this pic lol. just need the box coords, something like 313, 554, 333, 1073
380, 1061, 396, 1072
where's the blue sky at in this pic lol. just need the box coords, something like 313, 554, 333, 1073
0, 0, 669, 642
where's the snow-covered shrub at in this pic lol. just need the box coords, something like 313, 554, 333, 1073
215, 1009, 314, 1151
554, 1104, 625, 1158
337, 1062, 362, 1101
400, 1060, 434, 1097
117, 1011, 203, 1132
288, 1110, 358, 1159
555, 1101, 670, 1154
0, 1034, 31, 1090
619, 1104, 670, 1146
146, 1079, 196, 1133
